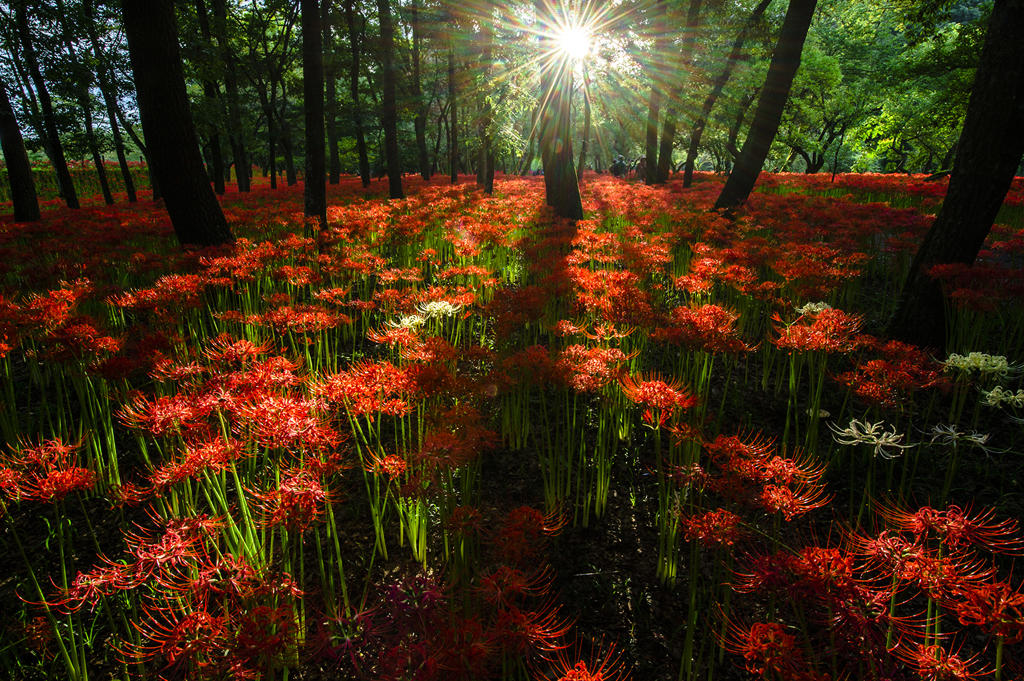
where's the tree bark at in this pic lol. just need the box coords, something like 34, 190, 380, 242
535, 0, 583, 220
323, 0, 341, 184
211, 0, 250, 191
122, 0, 233, 247
656, 0, 702, 184
83, 0, 137, 202
344, 0, 371, 186
15, 0, 78, 209
714, 0, 817, 212
448, 46, 459, 184
376, 0, 404, 198
644, 0, 669, 185
194, 0, 225, 195
411, 0, 431, 181
303, 0, 328, 236
0, 77, 40, 222
887, 0, 1024, 352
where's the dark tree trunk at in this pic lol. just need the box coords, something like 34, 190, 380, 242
0, 77, 40, 222
887, 0, 1024, 352
344, 0, 371, 187
714, 0, 817, 212
303, 0, 328, 236
323, 0, 341, 184
683, 0, 773, 188
122, 0, 233, 247
656, 0, 702, 184
15, 1, 78, 209
644, 0, 669, 186
84, 0, 137, 202
376, 0, 404, 199
411, 0, 431, 181
55, 0, 114, 204
279, 100, 298, 186
195, 0, 225, 195
577, 65, 591, 179
212, 0, 250, 191
478, 1, 494, 193
535, 0, 583, 220
448, 47, 459, 184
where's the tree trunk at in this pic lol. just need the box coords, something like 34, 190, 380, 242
83, 0, 137, 202
644, 0, 670, 186
577, 65, 591, 180
15, 1, 78, 209
683, 0, 773, 188
411, 0, 431, 181
478, 1, 494, 193
212, 0, 250, 191
448, 46, 459, 184
376, 0, 404, 198
194, 0, 225, 195
122, 0, 233, 247
714, 0, 817, 212
323, 0, 341, 184
303, 0, 328, 236
887, 0, 1024, 352
656, 0, 702, 184
344, 0, 371, 186
535, 0, 583, 220
0, 77, 40, 222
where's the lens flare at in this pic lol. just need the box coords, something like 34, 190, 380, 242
556, 25, 590, 60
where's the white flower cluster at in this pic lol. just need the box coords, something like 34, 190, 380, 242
829, 419, 915, 459
943, 352, 1013, 377
981, 385, 1024, 408
386, 314, 426, 330
929, 424, 992, 449
416, 300, 463, 319
795, 301, 832, 316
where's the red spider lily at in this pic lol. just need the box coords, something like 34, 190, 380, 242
618, 373, 699, 419
367, 450, 408, 481
22, 278, 93, 332
203, 334, 274, 366
308, 606, 383, 673
5, 438, 97, 504
723, 620, 808, 678
248, 304, 350, 335
950, 580, 1024, 644
539, 638, 630, 681
758, 480, 832, 521
313, 360, 412, 418
119, 391, 211, 437
435, 616, 493, 680
447, 505, 485, 539
896, 643, 985, 681
475, 565, 553, 608
249, 469, 328, 532
225, 355, 303, 392
680, 508, 745, 548
836, 338, 950, 409
378, 640, 439, 681
491, 601, 573, 657
773, 308, 864, 354
233, 393, 339, 452
54, 564, 132, 613
653, 303, 752, 355
34, 314, 122, 363
877, 502, 1024, 554
491, 506, 564, 567
230, 603, 299, 672
121, 516, 220, 585
554, 345, 630, 393
130, 605, 232, 679
852, 529, 926, 581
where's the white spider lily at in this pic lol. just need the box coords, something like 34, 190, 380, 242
829, 419, 915, 459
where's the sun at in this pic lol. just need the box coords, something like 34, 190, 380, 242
556, 25, 591, 60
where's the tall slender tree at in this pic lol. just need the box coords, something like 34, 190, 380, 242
0, 77, 39, 222
714, 0, 818, 212
14, 0, 78, 209
122, 0, 233, 247
376, 0, 404, 198
302, 0, 328, 237
344, 0, 371, 186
